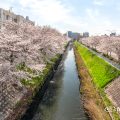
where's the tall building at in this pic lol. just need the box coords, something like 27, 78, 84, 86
83, 32, 89, 37
67, 31, 73, 38
67, 31, 80, 40
72, 32, 80, 40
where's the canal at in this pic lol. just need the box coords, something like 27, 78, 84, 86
32, 44, 88, 120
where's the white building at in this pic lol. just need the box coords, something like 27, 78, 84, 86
0, 8, 35, 28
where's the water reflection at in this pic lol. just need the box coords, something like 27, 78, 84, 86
32, 45, 88, 120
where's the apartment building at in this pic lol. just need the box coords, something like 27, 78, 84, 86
0, 8, 35, 28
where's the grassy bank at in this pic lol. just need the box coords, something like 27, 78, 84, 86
7, 54, 62, 120
74, 41, 120, 120
74, 42, 120, 88
17, 54, 61, 90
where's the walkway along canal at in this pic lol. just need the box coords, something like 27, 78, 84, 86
32, 43, 88, 120
86, 45, 120, 70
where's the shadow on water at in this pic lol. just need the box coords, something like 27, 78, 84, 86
32, 43, 89, 120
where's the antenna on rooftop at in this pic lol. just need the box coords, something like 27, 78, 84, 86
9, 7, 13, 12
106, 30, 116, 33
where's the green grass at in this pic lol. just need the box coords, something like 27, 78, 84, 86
16, 62, 36, 74
18, 54, 61, 89
74, 41, 120, 88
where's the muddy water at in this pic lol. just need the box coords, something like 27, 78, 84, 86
32, 44, 88, 120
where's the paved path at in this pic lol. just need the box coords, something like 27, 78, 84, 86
83, 45, 120, 70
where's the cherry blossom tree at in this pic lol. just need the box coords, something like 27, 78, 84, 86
81, 35, 120, 61
0, 21, 67, 119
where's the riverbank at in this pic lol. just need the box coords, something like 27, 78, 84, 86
6, 53, 64, 120
85, 45, 120, 70
80, 36, 120, 63
0, 21, 67, 120
74, 41, 120, 120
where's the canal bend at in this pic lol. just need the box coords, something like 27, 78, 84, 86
32, 44, 88, 120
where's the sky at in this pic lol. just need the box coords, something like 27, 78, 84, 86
0, 0, 120, 35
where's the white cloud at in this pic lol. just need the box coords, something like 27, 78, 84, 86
0, 0, 88, 33
19, 0, 72, 23
1, 0, 120, 35
86, 8, 100, 21
93, 0, 105, 6
18, 0, 88, 33
84, 8, 116, 35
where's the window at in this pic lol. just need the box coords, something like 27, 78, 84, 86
14, 18, 17, 23
6, 15, 9, 20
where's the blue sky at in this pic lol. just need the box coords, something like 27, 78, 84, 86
0, 0, 120, 35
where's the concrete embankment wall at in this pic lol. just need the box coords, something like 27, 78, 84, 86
73, 42, 115, 120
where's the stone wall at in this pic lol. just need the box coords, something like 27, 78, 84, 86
105, 76, 120, 114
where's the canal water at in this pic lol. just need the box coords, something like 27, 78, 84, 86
32, 44, 88, 120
